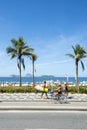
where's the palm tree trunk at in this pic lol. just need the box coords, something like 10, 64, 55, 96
19, 58, 22, 87
75, 60, 79, 92
32, 60, 34, 87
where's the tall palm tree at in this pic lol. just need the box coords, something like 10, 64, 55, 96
65, 44, 87, 91
6, 37, 34, 87
30, 54, 38, 87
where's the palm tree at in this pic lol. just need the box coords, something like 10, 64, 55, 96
65, 44, 87, 91
6, 37, 34, 87
30, 53, 38, 87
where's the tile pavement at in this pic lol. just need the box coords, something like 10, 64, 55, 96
0, 93, 87, 102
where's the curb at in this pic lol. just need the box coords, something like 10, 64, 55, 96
0, 99, 87, 102
0, 106, 87, 111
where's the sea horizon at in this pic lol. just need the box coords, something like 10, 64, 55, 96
0, 76, 87, 84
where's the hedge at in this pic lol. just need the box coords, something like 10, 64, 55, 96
0, 85, 87, 93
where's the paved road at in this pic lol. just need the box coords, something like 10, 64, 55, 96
0, 111, 87, 130
0, 101, 87, 111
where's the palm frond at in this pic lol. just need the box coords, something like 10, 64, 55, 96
76, 44, 86, 54
6, 47, 16, 53
72, 45, 76, 54
17, 61, 20, 69
65, 54, 74, 59
6, 47, 17, 59
22, 47, 34, 55
11, 39, 18, 48
80, 60, 85, 71
80, 54, 87, 59
10, 53, 17, 59
21, 58, 25, 70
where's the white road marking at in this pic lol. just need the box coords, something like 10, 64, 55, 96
25, 129, 86, 130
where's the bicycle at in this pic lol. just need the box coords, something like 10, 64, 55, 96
49, 90, 68, 104
57, 93, 68, 103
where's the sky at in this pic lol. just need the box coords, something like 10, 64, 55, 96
0, 0, 87, 77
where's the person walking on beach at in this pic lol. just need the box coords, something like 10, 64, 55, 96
41, 81, 48, 99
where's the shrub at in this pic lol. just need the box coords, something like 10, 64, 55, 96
0, 85, 87, 93
0, 86, 36, 93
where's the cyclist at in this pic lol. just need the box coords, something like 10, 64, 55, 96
57, 84, 62, 101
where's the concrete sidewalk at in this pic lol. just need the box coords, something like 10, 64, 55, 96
0, 93, 87, 111
0, 93, 87, 102
0, 100, 87, 111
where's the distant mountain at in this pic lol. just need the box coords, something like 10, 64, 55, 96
25, 73, 32, 77
10, 74, 19, 77
41, 75, 55, 78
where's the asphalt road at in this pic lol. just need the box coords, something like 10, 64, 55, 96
0, 111, 87, 130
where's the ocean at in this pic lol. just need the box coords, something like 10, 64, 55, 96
0, 77, 87, 84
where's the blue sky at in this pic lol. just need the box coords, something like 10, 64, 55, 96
0, 0, 87, 77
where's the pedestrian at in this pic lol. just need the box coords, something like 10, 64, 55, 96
58, 84, 62, 94
41, 81, 48, 99
57, 84, 62, 100
64, 83, 68, 96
